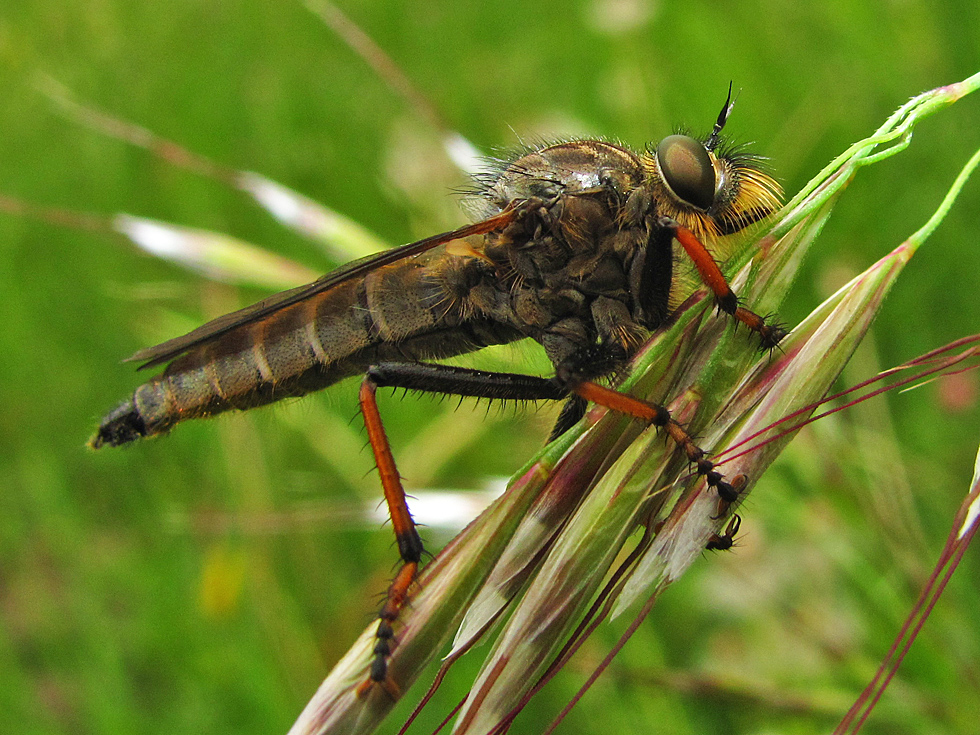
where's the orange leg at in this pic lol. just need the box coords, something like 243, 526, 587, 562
572, 380, 740, 501
358, 377, 425, 690
663, 217, 786, 348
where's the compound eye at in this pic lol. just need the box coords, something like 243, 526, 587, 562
656, 134, 716, 210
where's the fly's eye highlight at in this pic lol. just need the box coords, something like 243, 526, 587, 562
656, 134, 716, 210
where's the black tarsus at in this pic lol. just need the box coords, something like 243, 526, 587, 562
706, 514, 742, 551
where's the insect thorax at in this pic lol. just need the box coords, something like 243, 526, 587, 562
461, 141, 663, 368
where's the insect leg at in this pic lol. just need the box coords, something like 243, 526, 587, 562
568, 379, 740, 501
706, 513, 742, 551
549, 394, 588, 441
549, 340, 750, 504
358, 377, 423, 690
658, 216, 786, 348
359, 351, 752, 686
357, 362, 567, 690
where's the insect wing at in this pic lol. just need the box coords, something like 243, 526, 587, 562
128, 208, 517, 370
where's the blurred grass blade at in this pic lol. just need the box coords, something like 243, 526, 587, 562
0, 192, 318, 289
0, 191, 113, 233
236, 172, 388, 258
113, 214, 319, 290
301, 0, 484, 175
38, 75, 389, 260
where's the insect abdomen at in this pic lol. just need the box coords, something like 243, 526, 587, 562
91, 258, 514, 448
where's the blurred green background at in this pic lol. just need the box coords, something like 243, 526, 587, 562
1, 1, 979, 733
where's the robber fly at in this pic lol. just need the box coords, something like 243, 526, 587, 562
90, 89, 784, 686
